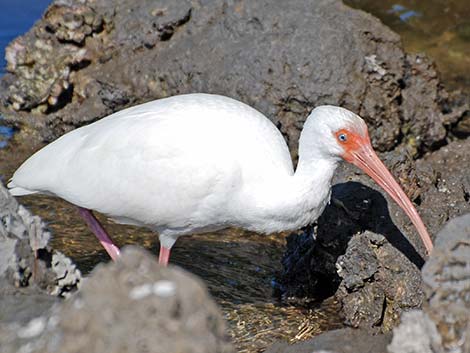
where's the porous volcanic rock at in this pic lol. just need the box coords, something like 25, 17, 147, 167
388, 213, 470, 353
0, 182, 81, 352
421, 214, 470, 352
0, 182, 81, 297
273, 214, 470, 353
279, 180, 425, 332
1, 0, 467, 156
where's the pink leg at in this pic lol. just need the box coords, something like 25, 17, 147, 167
159, 246, 171, 266
77, 207, 121, 261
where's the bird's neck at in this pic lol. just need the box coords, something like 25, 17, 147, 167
238, 153, 338, 233
288, 154, 338, 224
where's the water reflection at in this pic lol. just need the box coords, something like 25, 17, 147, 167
345, 0, 470, 93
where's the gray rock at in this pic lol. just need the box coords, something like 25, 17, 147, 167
1, 0, 466, 156
336, 229, 423, 331
415, 139, 470, 238
0, 246, 235, 353
387, 311, 443, 353
385, 214, 470, 353
421, 213, 470, 353
0, 280, 57, 326
0, 182, 81, 296
0, 182, 82, 352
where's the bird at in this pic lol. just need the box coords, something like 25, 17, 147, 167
8, 93, 433, 265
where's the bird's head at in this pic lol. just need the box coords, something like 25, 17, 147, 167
303, 105, 433, 255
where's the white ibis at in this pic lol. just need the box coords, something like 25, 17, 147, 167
8, 93, 433, 265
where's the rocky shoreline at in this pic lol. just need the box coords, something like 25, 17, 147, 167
2, 177, 468, 352
1, 0, 469, 352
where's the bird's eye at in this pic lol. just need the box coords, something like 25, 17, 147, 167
338, 133, 347, 142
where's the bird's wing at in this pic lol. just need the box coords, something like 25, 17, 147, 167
9, 94, 294, 229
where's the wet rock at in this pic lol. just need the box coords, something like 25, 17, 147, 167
265, 328, 391, 353
0, 0, 462, 157
0, 246, 235, 353
421, 213, 470, 352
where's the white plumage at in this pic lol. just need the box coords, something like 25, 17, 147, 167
8, 93, 433, 263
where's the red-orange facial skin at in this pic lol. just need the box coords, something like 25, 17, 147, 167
334, 128, 371, 162
334, 126, 434, 254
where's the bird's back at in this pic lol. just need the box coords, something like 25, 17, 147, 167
9, 94, 293, 232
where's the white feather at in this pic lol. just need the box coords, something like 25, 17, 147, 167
9, 93, 359, 247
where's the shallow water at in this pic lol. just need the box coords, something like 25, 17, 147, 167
344, 0, 470, 93
0, 121, 15, 148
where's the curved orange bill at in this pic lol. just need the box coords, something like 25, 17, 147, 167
347, 141, 433, 255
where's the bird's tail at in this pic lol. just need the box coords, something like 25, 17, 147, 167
7, 180, 38, 196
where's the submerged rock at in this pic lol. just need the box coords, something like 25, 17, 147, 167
0, 246, 235, 353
